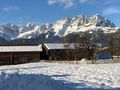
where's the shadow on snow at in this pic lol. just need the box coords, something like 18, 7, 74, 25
0, 73, 119, 90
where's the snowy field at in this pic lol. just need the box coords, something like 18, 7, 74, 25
0, 62, 120, 90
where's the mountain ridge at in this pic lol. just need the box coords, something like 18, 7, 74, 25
0, 14, 119, 43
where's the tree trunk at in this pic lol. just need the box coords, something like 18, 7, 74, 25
91, 56, 95, 64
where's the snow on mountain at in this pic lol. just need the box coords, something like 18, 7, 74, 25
0, 14, 119, 41
0, 24, 19, 40
17, 24, 54, 39
53, 17, 71, 36
64, 14, 117, 36
17, 25, 40, 39
89, 14, 115, 27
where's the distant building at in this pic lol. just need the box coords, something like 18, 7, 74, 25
96, 52, 112, 60
96, 47, 113, 60
112, 54, 120, 60
0, 45, 42, 65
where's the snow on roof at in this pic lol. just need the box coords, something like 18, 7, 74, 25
44, 43, 75, 50
0, 45, 42, 52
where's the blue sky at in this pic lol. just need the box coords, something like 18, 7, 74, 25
0, 0, 120, 26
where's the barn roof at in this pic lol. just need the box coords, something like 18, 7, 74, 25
0, 45, 42, 52
44, 43, 75, 50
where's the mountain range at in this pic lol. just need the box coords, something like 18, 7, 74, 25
0, 14, 119, 45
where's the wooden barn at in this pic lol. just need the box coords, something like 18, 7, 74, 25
0, 45, 42, 65
41, 43, 76, 60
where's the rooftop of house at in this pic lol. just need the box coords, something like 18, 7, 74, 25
44, 43, 75, 50
0, 45, 42, 52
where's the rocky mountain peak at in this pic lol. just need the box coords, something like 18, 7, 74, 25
89, 14, 115, 27
0, 14, 118, 42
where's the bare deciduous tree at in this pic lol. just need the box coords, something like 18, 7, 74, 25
64, 30, 101, 63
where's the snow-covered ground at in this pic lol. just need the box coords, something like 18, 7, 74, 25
0, 62, 120, 90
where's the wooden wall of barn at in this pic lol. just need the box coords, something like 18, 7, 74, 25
0, 52, 40, 65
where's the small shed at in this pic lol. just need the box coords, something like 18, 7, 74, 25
0, 45, 42, 65
42, 43, 75, 60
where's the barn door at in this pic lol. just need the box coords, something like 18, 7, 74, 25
19, 57, 28, 63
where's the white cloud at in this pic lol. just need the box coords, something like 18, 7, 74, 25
48, 0, 96, 8
48, 0, 57, 5
48, 0, 76, 8
79, 0, 88, 4
102, 6, 120, 15
48, 0, 117, 8
104, 0, 118, 5
3, 6, 19, 11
